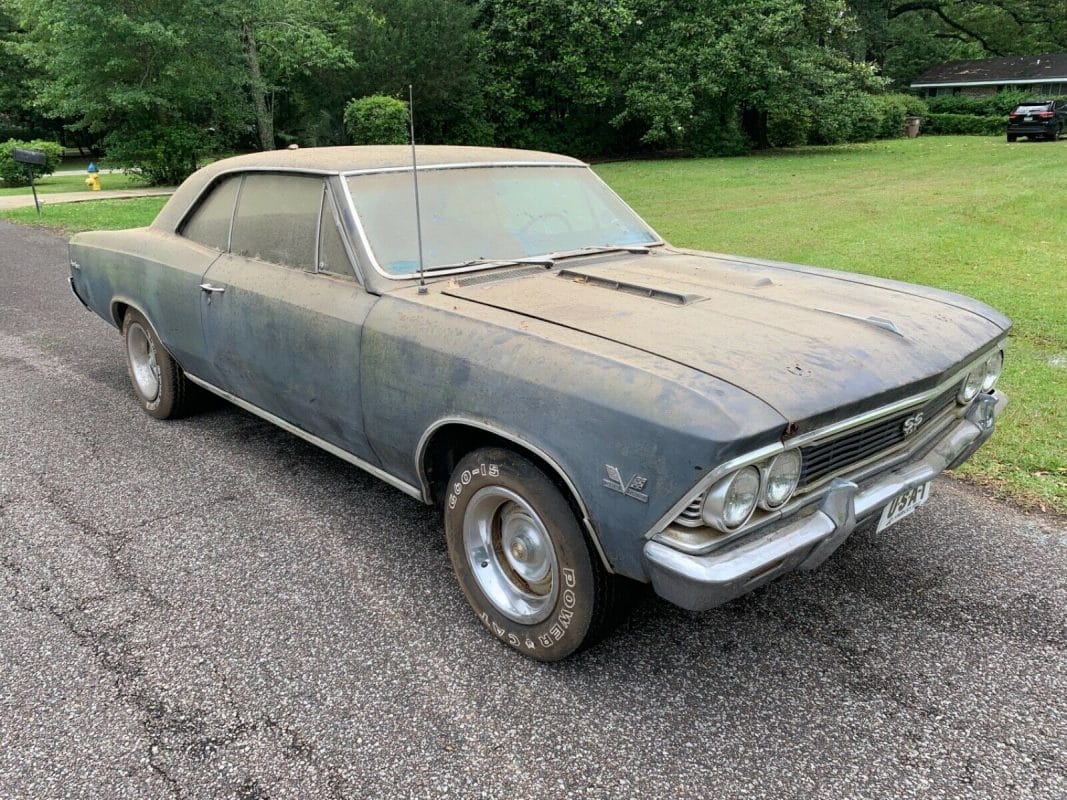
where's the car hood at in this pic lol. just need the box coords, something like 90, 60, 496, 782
439, 248, 1009, 430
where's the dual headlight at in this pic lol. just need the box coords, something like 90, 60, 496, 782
958, 350, 1004, 404
702, 450, 802, 531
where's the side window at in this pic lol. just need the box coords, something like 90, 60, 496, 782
317, 188, 355, 280
181, 176, 241, 251
230, 174, 322, 270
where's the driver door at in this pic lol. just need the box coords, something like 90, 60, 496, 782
199, 173, 379, 464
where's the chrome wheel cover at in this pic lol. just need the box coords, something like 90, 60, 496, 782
126, 322, 160, 402
463, 486, 559, 624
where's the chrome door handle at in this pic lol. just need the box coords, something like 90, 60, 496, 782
199, 283, 226, 294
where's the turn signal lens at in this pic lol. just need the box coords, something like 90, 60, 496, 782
762, 450, 802, 509
703, 466, 761, 531
982, 350, 1004, 392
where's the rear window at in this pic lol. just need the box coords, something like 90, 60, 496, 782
1013, 103, 1052, 113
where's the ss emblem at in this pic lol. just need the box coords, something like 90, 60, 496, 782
902, 412, 924, 437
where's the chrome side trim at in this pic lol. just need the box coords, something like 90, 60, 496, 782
414, 416, 615, 573
184, 373, 423, 501
645, 339, 1007, 538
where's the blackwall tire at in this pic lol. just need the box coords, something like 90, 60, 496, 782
444, 447, 618, 661
121, 309, 195, 420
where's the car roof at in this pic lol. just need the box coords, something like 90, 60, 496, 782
153, 145, 586, 232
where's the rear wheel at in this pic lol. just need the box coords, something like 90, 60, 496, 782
122, 309, 195, 419
444, 447, 619, 661
1006, 134, 1017, 143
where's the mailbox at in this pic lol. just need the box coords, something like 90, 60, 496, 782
12, 148, 48, 167
9, 148, 47, 214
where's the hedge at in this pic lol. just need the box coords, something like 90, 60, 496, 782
923, 113, 1005, 136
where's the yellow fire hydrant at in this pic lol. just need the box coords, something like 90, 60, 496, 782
85, 162, 101, 191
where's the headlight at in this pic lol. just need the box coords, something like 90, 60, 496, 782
958, 367, 984, 404
703, 466, 761, 530
982, 350, 1003, 392
762, 450, 802, 509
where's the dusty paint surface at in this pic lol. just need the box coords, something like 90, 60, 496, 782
68, 148, 1010, 582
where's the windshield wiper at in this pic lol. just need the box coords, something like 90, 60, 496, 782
548, 244, 653, 259
441, 256, 556, 270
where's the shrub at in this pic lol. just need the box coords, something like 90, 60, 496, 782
809, 91, 866, 145
0, 139, 63, 186
923, 113, 1004, 136
343, 95, 409, 145
872, 94, 928, 139
103, 123, 209, 185
846, 92, 884, 143
767, 105, 813, 148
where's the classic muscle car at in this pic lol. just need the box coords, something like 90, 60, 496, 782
68, 146, 1009, 660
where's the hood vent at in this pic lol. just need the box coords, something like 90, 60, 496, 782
557, 269, 706, 306
455, 266, 546, 287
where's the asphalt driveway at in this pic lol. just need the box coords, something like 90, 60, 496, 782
1, 221, 1064, 799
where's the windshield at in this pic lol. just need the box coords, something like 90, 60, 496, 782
345, 165, 659, 276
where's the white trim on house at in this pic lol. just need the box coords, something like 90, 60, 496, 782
911, 77, 1067, 88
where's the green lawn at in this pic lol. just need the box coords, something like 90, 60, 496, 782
1, 136, 1062, 511
0, 196, 168, 232
596, 136, 1067, 512
0, 170, 145, 196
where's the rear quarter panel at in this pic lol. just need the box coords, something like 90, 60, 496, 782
69, 229, 221, 381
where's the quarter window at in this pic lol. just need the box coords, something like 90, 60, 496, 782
317, 189, 355, 280
230, 174, 322, 270
181, 176, 240, 251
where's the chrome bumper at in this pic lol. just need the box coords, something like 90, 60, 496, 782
643, 391, 1006, 612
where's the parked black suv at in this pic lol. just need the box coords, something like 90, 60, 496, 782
1007, 99, 1066, 142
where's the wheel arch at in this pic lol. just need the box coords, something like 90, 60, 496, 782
416, 418, 614, 573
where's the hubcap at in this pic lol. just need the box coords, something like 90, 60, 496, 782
126, 322, 160, 402
463, 486, 559, 624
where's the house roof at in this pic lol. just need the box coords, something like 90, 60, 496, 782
911, 53, 1067, 87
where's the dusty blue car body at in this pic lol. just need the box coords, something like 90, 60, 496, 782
68, 146, 1009, 606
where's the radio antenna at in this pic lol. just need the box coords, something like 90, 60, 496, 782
408, 85, 427, 294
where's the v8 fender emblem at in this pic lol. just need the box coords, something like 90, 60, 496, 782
603, 465, 649, 503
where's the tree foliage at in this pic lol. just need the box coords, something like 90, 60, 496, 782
1, 0, 1064, 166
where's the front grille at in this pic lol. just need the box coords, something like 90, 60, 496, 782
675, 495, 705, 527
798, 383, 959, 490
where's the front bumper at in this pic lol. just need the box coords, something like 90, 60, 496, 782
643, 391, 1006, 612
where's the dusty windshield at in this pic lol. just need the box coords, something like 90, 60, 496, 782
345, 165, 659, 276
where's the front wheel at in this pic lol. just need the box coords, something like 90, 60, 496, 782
444, 447, 618, 661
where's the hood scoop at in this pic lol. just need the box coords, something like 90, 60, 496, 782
558, 268, 706, 307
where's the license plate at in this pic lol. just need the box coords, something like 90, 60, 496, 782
876, 482, 931, 533
1024, 116, 1034, 121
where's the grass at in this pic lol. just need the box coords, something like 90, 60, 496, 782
0, 135, 1062, 511
596, 135, 1067, 512
0, 196, 168, 232
0, 170, 145, 196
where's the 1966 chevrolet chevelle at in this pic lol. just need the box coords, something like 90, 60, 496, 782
69, 146, 1009, 660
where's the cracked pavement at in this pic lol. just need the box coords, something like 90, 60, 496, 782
1, 220, 1065, 799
